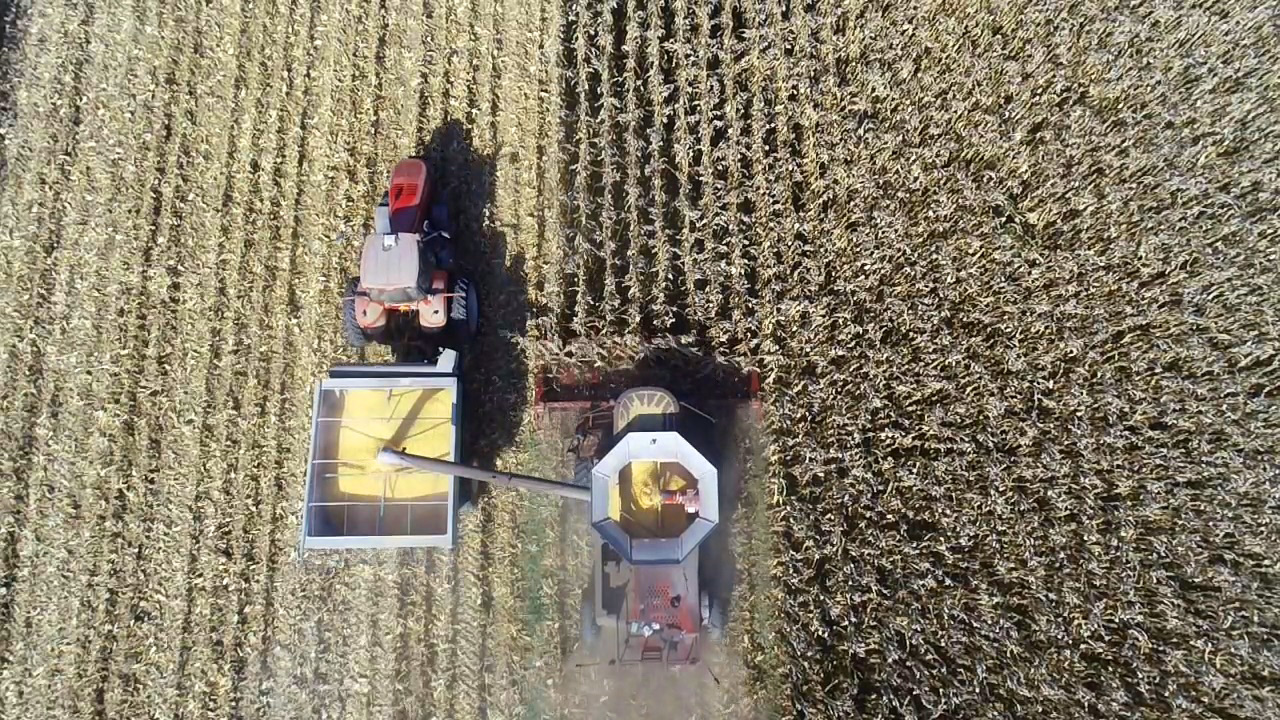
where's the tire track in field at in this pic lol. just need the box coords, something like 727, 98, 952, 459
0, 0, 93, 669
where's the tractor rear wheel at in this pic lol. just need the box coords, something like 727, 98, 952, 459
448, 276, 479, 340
343, 277, 368, 348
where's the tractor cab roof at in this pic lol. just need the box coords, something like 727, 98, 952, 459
360, 232, 436, 304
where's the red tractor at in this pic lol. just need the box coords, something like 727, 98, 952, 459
344, 158, 479, 352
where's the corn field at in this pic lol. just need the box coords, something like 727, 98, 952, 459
1, 0, 1278, 716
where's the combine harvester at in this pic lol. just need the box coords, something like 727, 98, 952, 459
301, 158, 756, 667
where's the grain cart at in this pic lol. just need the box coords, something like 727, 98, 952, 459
300, 353, 466, 548
343, 158, 479, 354
300, 375, 733, 666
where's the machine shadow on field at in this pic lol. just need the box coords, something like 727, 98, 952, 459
419, 120, 529, 471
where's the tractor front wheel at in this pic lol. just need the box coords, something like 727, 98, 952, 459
343, 277, 369, 348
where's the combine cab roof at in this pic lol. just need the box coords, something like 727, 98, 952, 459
300, 353, 462, 551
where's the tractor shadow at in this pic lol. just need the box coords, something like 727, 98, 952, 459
419, 119, 529, 471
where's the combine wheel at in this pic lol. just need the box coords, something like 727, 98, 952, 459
701, 591, 726, 640
580, 582, 600, 651
343, 277, 368, 348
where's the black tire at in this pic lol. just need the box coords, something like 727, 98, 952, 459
448, 276, 479, 340
429, 201, 450, 234
343, 277, 369, 348
580, 583, 600, 650
701, 591, 727, 640
708, 598, 727, 640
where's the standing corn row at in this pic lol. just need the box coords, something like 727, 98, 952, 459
687, 0, 717, 333
644, 0, 673, 333
532, 0, 566, 334
668, 0, 694, 330
619, 0, 645, 333
714, 0, 747, 347
593, 0, 621, 330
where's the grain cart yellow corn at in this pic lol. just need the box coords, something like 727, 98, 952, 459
300, 353, 466, 548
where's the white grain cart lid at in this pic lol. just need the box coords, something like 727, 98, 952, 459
300, 351, 462, 551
